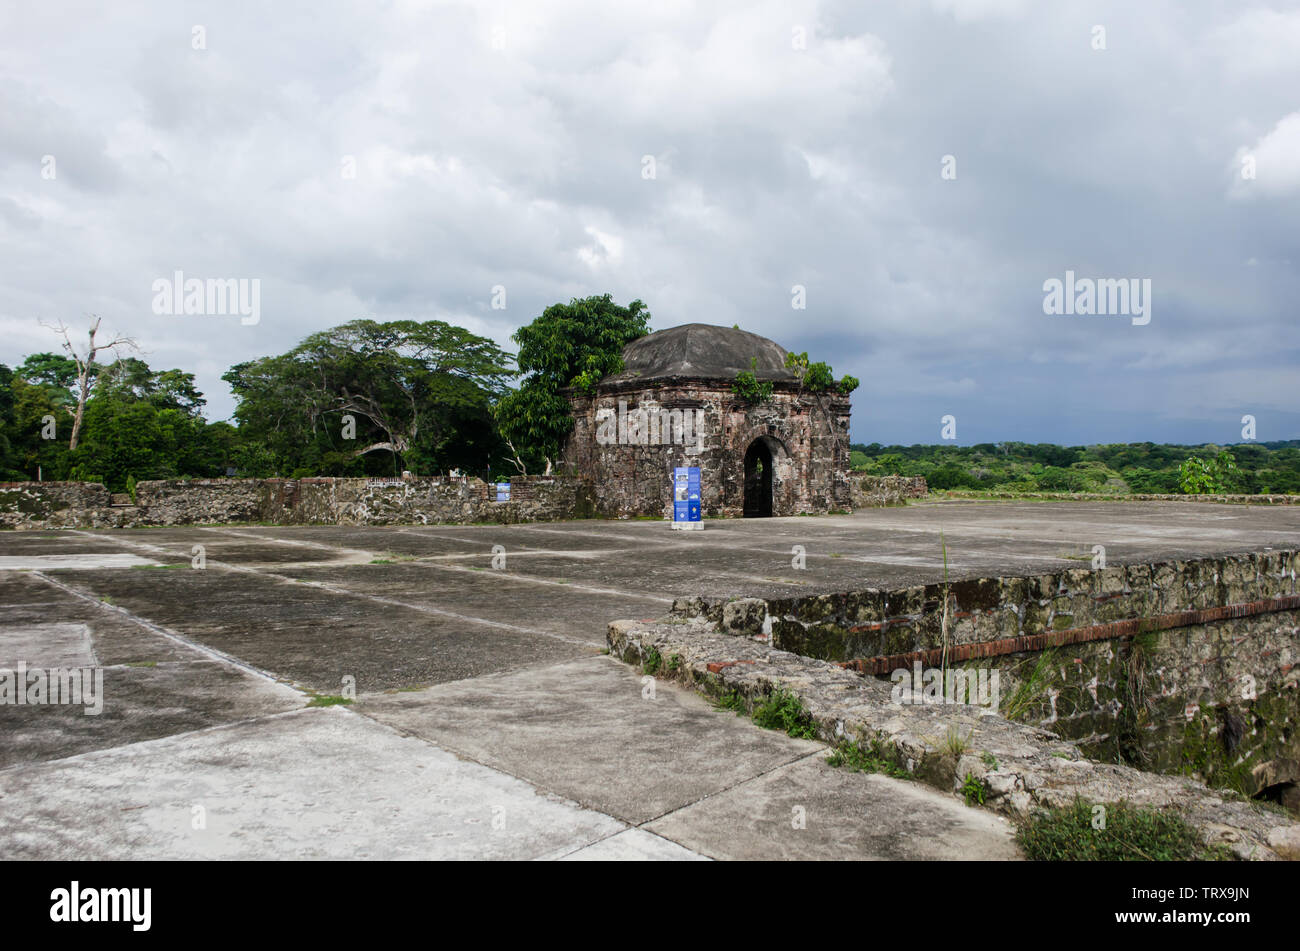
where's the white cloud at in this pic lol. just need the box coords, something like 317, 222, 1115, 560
930, 0, 1029, 22
1233, 112, 1300, 197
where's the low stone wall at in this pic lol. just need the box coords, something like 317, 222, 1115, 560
937, 490, 1300, 504
680, 549, 1300, 662
672, 550, 1300, 816
260, 476, 595, 526
134, 479, 265, 525
0, 481, 118, 529
849, 474, 928, 508
0, 476, 595, 529
608, 615, 1300, 859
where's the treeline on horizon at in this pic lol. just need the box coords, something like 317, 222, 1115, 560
0, 296, 653, 493
850, 441, 1300, 495
1, 295, 1295, 497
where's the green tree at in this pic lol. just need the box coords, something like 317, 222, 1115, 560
494, 294, 651, 473
1179, 450, 1239, 494
226, 319, 514, 477
6, 373, 70, 479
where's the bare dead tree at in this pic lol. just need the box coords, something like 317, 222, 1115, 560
503, 435, 528, 477
42, 315, 138, 451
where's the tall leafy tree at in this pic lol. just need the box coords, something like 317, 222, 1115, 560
0, 365, 24, 479
4, 369, 72, 479
225, 319, 514, 476
494, 294, 651, 473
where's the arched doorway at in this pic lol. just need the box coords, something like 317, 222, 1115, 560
743, 439, 774, 517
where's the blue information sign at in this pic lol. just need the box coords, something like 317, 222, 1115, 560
672, 467, 701, 529
495, 482, 511, 502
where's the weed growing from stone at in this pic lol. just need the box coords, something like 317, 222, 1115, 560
1002, 648, 1058, 721
1015, 799, 1226, 861
826, 739, 910, 779
751, 689, 818, 739
641, 647, 662, 676
981, 751, 999, 770
939, 725, 969, 758
712, 689, 747, 714
961, 772, 987, 806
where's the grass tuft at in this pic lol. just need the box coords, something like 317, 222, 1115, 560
826, 738, 911, 779
306, 694, 353, 708
751, 689, 819, 739
1015, 799, 1228, 861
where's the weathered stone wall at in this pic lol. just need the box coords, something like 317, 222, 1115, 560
850, 474, 928, 508
608, 615, 1300, 859
937, 490, 1300, 504
134, 479, 265, 525
995, 610, 1300, 805
0, 481, 118, 529
566, 380, 852, 518
0, 476, 594, 529
678, 550, 1300, 662
673, 549, 1300, 812
260, 475, 595, 526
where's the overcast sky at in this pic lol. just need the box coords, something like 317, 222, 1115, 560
2, 0, 1297, 446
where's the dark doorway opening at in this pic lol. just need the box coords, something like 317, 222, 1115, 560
743, 439, 773, 517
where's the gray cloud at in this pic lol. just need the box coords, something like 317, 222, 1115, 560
0, 0, 1296, 446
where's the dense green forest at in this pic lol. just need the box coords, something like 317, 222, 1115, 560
850, 441, 1300, 495
2, 299, 1296, 496
0, 296, 650, 492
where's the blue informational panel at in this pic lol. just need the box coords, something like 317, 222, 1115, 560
672, 467, 701, 527
495, 482, 511, 502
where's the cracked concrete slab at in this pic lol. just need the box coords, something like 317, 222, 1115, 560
32, 568, 594, 693
558, 827, 708, 861
644, 754, 1022, 860
359, 655, 825, 824
0, 707, 630, 860
0, 553, 161, 570
0, 621, 95, 667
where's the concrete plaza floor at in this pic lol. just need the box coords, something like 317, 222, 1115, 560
2, 500, 1296, 859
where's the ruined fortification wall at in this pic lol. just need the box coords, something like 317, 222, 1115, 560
849, 474, 928, 508
674, 549, 1300, 804
0, 481, 116, 529
0, 476, 594, 529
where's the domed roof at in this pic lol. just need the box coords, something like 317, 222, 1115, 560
602, 323, 799, 386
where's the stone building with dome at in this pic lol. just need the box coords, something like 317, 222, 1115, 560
563, 323, 853, 518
